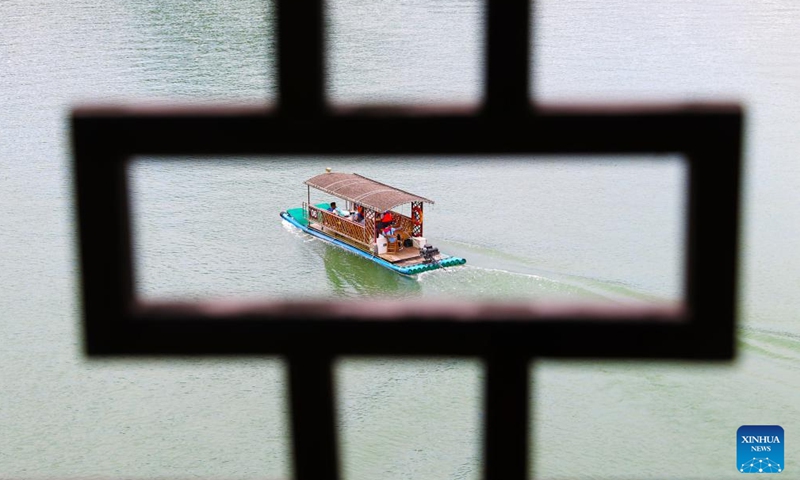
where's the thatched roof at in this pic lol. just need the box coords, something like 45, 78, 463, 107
304, 172, 434, 212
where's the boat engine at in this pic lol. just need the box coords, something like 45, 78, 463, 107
420, 244, 440, 263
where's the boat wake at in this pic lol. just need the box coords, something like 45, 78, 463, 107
740, 326, 800, 371
431, 238, 674, 305
281, 219, 316, 243
415, 264, 657, 304
282, 220, 671, 305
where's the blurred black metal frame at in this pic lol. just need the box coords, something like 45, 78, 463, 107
72, 1, 741, 479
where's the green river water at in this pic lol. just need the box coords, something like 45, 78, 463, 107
2, 0, 800, 478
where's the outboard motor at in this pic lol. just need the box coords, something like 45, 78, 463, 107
420, 244, 440, 263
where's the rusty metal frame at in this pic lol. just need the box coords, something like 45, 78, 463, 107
71, 0, 741, 479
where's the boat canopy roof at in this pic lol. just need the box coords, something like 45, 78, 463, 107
304, 172, 434, 212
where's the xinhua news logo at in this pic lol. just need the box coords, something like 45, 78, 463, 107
738, 425, 784, 473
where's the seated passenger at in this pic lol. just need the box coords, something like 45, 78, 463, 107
382, 225, 395, 238
351, 205, 365, 222
327, 201, 349, 217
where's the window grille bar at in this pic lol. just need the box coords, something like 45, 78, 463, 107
685, 128, 741, 341
72, 118, 133, 355
484, 353, 530, 480
288, 354, 340, 480
277, 0, 324, 116
485, 0, 530, 114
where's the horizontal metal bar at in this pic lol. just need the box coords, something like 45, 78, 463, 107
80, 307, 732, 358
72, 105, 740, 155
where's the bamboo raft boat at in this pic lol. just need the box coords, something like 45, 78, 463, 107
280, 170, 467, 276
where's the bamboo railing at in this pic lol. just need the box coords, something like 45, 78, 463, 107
305, 203, 422, 253
391, 212, 418, 239
307, 204, 373, 250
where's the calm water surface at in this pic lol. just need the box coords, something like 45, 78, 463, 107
2, 0, 800, 479
129, 156, 685, 304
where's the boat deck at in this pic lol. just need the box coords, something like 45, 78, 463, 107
380, 247, 423, 264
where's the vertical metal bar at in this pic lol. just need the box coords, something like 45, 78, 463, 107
686, 114, 742, 353
483, 353, 529, 480
288, 354, 340, 480
277, 0, 325, 115
73, 118, 134, 354
484, 0, 531, 114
